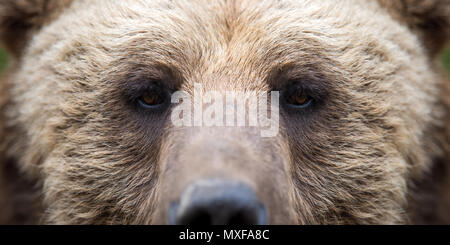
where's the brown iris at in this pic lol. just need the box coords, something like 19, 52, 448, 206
287, 89, 311, 107
139, 91, 165, 107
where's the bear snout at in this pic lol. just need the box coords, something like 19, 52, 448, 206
169, 179, 267, 225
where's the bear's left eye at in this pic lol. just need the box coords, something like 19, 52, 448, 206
284, 87, 313, 109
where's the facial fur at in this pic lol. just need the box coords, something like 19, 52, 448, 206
0, 0, 449, 224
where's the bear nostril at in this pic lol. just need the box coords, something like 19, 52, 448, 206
228, 212, 255, 225
178, 205, 260, 225
169, 179, 267, 225
180, 209, 212, 225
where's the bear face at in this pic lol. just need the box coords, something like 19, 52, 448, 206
0, 0, 449, 224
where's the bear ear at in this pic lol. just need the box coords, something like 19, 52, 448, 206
0, 0, 72, 56
378, 0, 450, 56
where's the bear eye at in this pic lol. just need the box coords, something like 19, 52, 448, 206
284, 87, 313, 108
138, 89, 167, 109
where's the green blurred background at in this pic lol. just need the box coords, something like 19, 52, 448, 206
0, 47, 8, 73
443, 48, 450, 73
1, 47, 450, 74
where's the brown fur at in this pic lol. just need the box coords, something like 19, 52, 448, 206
0, 0, 72, 56
0, 0, 449, 224
378, 0, 450, 55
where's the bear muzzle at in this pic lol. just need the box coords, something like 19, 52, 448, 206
168, 179, 267, 225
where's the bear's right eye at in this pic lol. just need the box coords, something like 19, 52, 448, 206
138, 91, 166, 108
135, 84, 171, 110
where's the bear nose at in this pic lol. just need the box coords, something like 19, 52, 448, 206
169, 179, 267, 225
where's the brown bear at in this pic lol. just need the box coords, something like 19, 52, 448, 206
0, 0, 449, 225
